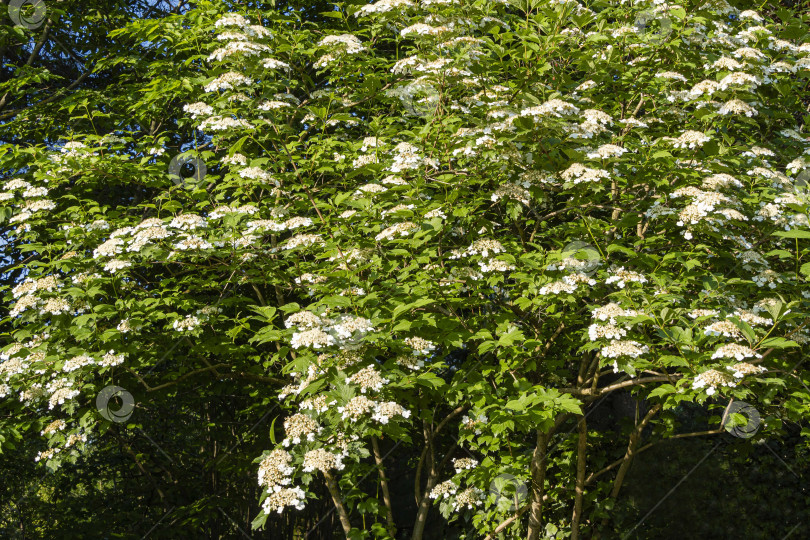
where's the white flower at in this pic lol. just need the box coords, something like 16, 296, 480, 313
452, 458, 478, 474
203, 71, 253, 92
291, 328, 335, 349
605, 267, 647, 288
664, 131, 710, 149
711, 344, 762, 361
173, 315, 201, 332
103, 259, 131, 273
404, 337, 436, 355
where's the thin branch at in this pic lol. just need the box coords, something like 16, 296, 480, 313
372, 437, 396, 537
585, 428, 724, 485
125, 363, 230, 392
323, 470, 353, 536
571, 416, 587, 540
483, 503, 531, 540
562, 375, 682, 396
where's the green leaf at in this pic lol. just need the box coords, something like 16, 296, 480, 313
773, 230, 810, 239
648, 384, 677, 399
392, 298, 435, 321
758, 337, 799, 349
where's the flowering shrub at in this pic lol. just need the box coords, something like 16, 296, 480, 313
2, 0, 810, 538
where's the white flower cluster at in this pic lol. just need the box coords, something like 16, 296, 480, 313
452, 457, 478, 473
588, 299, 651, 375
317, 34, 366, 54
288, 312, 375, 351
239, 167, 278, 185
538, 280, 577, 296
203, 71, 253, 92
560, 163, 611, 184
452, 487, 485, 511
396, 355, 425, 371
404, 337, 436, 355
492, 182, 531, 205
460, 413, 488, 435
284, 233, 324, 250
99, 350, 125, 367
711, 344, 761, 361
282, 413, 321, 447
703, 320, 743, 339
429, 480, 458, 499
346, 366, 389, 393
290, 328, 335, 349
41, 419, 67, 436
591, 303, 641, 324
337, 395, 411, 424
302, 448, 345, 473
199, 116, 253, 131
208, 41, 269, 62
355, 0, 414, 17
285, 311, 322, 329
173, 315, 201, 332
182, 102, 213, 118
62, 354, 95, 372
691, 369, 736, 396
586, 144, 629, 160
257, 449, 306, 514
728, 362, 767, 379
388, 141, 438, 173
451, 238, 505, 259
605, 267, 648, 288
46, 378, 80, 410
663, 130, 711, 149
300, 395, 336, 413
519, 99, 580, 120
376, 221, 418, 241
600, 340, 649, 359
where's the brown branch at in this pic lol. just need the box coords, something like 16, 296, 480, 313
571, 416, 587, 540
125, 364, 230, 392
323, 470, 353, 537
525, 429, 551, 540
411, 440, 459, 540
435, 405, 467, 435
218, 372, 286, 385
415, 406, 466, 506
608, 403, 662, 499
414, 444, 428, 507
563, 375, 682, 396
0, 17, 53, 111
372, 437, 396, 537
586, 428, 724, 486
113, 432, 170, 511
483, 503, 531, 540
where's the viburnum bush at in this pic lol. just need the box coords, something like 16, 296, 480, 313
2, 0, 810, 538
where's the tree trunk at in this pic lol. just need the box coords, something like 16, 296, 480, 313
372, 436, 397, 537
525, 429, 551, 540
609, 403, 661, 499
412, 440, 459, 540
571, 417, 587, 540
411, 483, 434, 540
595, 403, 662, 537
323, 471, 353, 537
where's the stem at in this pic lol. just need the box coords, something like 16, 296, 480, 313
372, 437, 396, 537
608, 403, 661, 499
483, 503, 531, 540
596, 403, 662, 534
525, 429, 551, 540
411, 441, 458, 540
323, 470, 353, 537
571, 417, 587, 540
